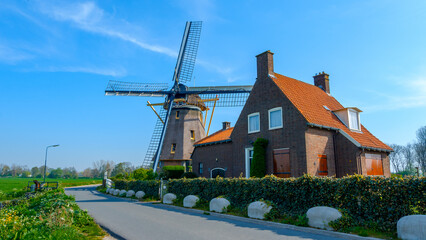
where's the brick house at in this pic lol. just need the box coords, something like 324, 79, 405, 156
191, 50, 392, 178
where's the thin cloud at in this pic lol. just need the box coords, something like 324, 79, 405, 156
35, 1, 240, 83
37, 1, 177, 57
0, 44, 33, 64
36, 66, 127, 77
361, 77, 426, 111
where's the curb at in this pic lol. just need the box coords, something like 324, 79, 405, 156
157, 204, 383, 240
95, 189, 382, 240
64, 184, 102, 189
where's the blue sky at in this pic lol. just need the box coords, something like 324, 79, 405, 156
1, 0, 425, 171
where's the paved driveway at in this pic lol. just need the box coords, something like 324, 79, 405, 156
66, 186, 349, 240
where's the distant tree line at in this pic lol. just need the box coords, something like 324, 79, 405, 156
0, 160, 142, 179
389, 125, 426, 176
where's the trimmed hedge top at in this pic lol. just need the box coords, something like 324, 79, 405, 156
168, 175, 425, 232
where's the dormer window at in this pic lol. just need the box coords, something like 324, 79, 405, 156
333, 107, 362, 132
348, 110, 360, 131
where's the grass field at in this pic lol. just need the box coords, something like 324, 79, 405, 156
0, 177, 102, 201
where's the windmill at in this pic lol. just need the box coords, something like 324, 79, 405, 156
105, 21, 252, 172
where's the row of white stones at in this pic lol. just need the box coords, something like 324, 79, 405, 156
161, 193, 425, 240
106, 188, 145, 199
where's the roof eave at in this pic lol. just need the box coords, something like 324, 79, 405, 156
307, 123, 392, 153
194, 139, 232, 147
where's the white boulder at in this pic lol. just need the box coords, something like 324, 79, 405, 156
209, 197, 230, 213
135, 191, 145, 199
126, 190, 135, 198
307, 206, 342, 230
106, 188, 111, 194
163, 193, 177, 204
113, 189, 120, 196
397, 215, 426, 240
248, 201, 272, 219
119, 190, 127, 196
183, 195, 199, 208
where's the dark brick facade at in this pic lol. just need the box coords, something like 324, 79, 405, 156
191, 51, 391, 178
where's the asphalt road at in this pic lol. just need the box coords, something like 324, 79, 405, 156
65, 186, 348, 240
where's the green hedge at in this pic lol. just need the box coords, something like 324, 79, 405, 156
115, 180, 160, 199
168, 175, 425, 232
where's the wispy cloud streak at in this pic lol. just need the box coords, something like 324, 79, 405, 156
361, 76, 426, 111
33, 66, 127, 77
37, 2, 177, 57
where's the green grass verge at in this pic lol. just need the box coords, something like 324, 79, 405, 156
0, 177, 102, 201
0, 188, 106, 240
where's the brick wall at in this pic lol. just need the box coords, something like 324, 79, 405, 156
334, 133, 360, 177
191, 142, 233, 178
305, 128, 336, 176
230, 74, 309, 177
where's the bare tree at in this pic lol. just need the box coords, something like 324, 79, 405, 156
402, 143, 415, 173
414, 126, 426, 175
93, 160, 115, 178
81, 168, 93, 178
389, 144, 405, 173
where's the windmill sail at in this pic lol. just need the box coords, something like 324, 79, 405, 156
186, 85, 252, 107
105, 21, 254, 172
142, 107, 167, 168
105, 81, 170, 97
173, 21, 202, 84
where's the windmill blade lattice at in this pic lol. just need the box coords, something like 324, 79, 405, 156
105, 80, 170, 97
197, 92, 250, 107
176, 21, 202, 84
142, 107, 168, 168
186, 85, 252, 107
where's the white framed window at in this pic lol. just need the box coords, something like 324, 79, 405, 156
248, 112, 260, 133
348, 109, 360, 131
245, 148, 254, 178
268, 107, 283, 130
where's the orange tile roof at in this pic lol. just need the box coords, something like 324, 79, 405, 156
272, 73, 392, 151
194, 127, 233, 146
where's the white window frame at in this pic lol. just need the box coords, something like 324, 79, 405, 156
268, 107, 283, 130
348, 109, 361, 131
247, 112, 260, 134
245, 147, 254, 178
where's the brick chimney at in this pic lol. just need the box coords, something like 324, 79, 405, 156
313, 72, 330, 94
256, 50, 274, 79
222, 121, 231, 130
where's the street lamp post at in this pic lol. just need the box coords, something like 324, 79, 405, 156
44, 144, 60, 183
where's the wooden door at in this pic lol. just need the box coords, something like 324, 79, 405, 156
366, 153, 383, 175
318, 155, 328, 176
273, 149, 291, 178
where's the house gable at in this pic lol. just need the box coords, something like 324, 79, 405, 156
230, 52, 309, 177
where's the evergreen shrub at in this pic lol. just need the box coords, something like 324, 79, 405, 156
161, 165, 185, 179
114, 180, 160, 199
250, 138, 268, 178
167, 175, 425, 232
